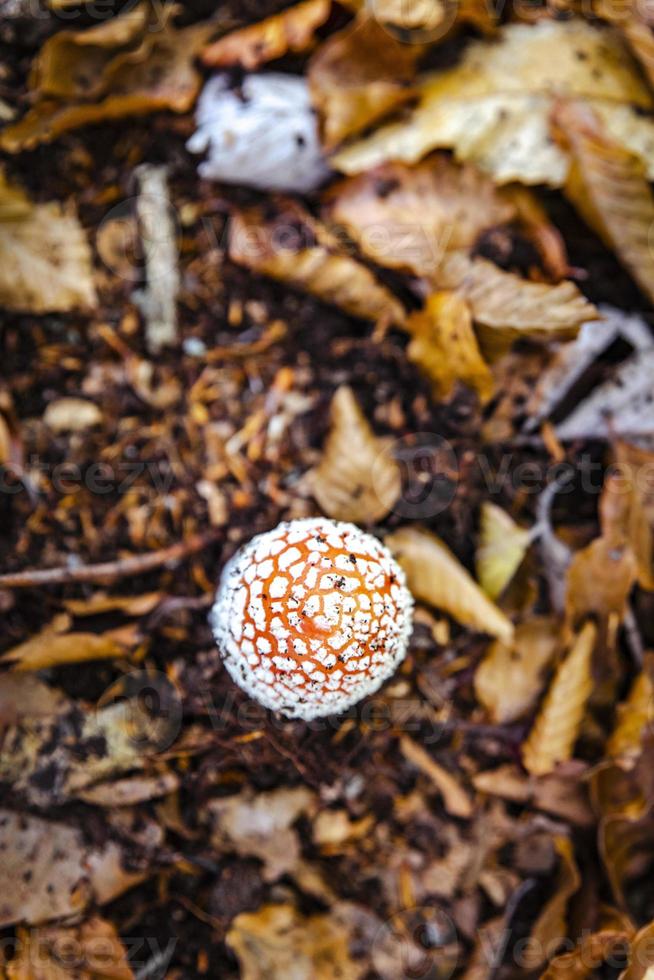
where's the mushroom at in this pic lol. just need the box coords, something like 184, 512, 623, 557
210, 518, 414, 719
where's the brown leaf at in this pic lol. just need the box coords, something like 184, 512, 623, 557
209, 786, 316, 882
541, 926, 631, 980
323, 156, 516, 277
8, 917, 134, 979
0, 810, 143, 927
620, 920, 654, 980
565, 536, 637, 632
553, 100, 654, 306
614, 440, 654, 590
0, 171, 96, 313
310, 385, 401, 524
522, 621, 597, 776
229, 200, 405, 325
399, 735, 473, 817
385, 526, 514, 640
0, 674, 70, 727
405, 292, 494, 404
76, 771, 180, 807
475, 617, 560, 724
0, 19, 213, 152
473, 763, 595, 826
227, 903, 360, 980
525, 836, 581, 969
202, 0, 331, 69
308, 16, 422, 149
1, 618, 132, 671
437, 253, 598, 357
476, 502, 532, 601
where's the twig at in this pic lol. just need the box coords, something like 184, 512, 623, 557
0, 531, 222, 589
134, 164, 180, 354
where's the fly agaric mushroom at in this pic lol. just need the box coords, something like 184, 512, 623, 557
210, 518, 414, 719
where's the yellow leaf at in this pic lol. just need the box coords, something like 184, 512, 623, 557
229, 199, 405, 325
522, 621, 596, 776
437, 253, 598, 357
607, 667, 654, 761
405, 291, 494, 404
310, 386, 401, 524
614, 439, 654, 591
308, 16, 422, 149
399, 735, 473, 817
475, 617, 560, 724
620, 920, 654, 980
385, 525, 514, 640
202, 0, 330, 69
565, 537, 637, 631
476, 502, 532, 600
1, 621, 131, 672
333, 19, 654, 186
227, 904, 360, 980
0, 171, 96, 313
554, 100, 654, 306
323, 156, 516, 277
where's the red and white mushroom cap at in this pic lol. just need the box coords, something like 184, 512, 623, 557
211, 518, 414, 720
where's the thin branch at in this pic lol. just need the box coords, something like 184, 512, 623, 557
0, 530, 222, 589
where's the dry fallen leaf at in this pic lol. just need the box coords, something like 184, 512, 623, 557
436, 253, 598, 357
400, 735, 473, 817
0, 17, 213, 152
8, 917, 134, 980
309, 16, 423, 149
209, 786, 316, 882
619, 920, 654, 980
229, 200, 405, 325
475, 617, 560, 724
613, 440, 654, 590
476, 502, 532, 601
524, 836, 581, 969
565, 537, 637, 633
0, 616, 132, 671
607, 667, 654, 761
202, 0, 330, 69
0, 809, 143, 927
333, 19, 654, 185
554, 100, 654, 306
43, 397, 103, 433
386, 526, 514, 640
310, 385, 401, 524
522, 621, 597, 777
323, 156, 516, 277
0, 171, 96, 313
473, 763, 594, 826
227, 903, 360, 980
405, 292, 494, 404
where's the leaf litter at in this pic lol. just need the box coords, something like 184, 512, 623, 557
1, 0, 654, 976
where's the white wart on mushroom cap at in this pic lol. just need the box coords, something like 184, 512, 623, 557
211, 518, 414, 720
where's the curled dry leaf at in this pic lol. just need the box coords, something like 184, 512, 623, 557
607, 668, 654, 761
475, 617, 560, 724
323, 156, 516, 277
437, 253, 598, 358
209, 786, 316, 882
553, 101, 654, 306
76, 770, 180, 807
8, 917, 134, 980
476, 502, 532, 601
333, 20, 654, 185
0, 17, 213, 152
620, 920, 654, 980
229, 200, 405, 325
0, 171, 96, 313
539, 924, 630, 980
310, 386, 401, 524
399, 735, 473, 817
522, 621, 597, 777
308, 16, 422, 149
524, 836, 581, 969
565, 537, 637, 632
0, 809, 143, 927
43, 397, 103, 433
405, 291, 494, 404
227, 903, 359, 980
385, 526, 514, 640
202, 0, 331, 69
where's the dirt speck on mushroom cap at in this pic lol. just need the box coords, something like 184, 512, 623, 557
210, 518, 414, 719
